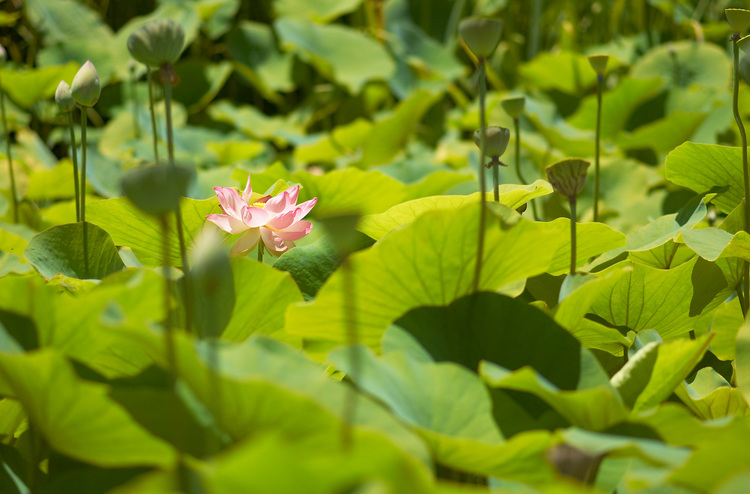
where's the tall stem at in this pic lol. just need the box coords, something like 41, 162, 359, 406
0, 69, 18, 223
472, 58, 488, 292
162, 70, 193, 334
80, 109, 88, 224
67, 112, 80, 222
732, 38, 750, 315
257, 238, 264, 262
147, 67, 159, 165
569, 198, 577, 275
593, 75, 603, 222
130, 63, 140, 139
492, 159, 500, 202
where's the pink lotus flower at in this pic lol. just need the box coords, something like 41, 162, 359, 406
206, 175, 317, 257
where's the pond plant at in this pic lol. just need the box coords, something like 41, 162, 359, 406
3, 1, 750, 492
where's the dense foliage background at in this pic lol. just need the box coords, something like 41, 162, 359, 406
2, 0, 750, 492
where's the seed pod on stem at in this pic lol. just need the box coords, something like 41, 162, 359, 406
546, 159, 590, 275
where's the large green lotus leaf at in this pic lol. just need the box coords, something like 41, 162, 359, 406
328, 345, 559, 483
519, 51, 597, 94
711, 201, 746, 310
628, 240, 695, 270
554, 273, 631, 355
227, 21, 294, 96
526, 106, 595, 158
292, 167, 407, 216
25, 160, 75, 201
394, 292, 593, 390
120, 331, 432, 465
273, 0, 363, 22
221, 257, 303, 342
208, 100, 303, 144
681, 228, 750, 262
401, 169, 475, 200
589, 258, 719, 339
545, 219, 625, 276
709, 297, 743, 361
624, 195, 706, 253
0, 350, 175, 468
0, 222, 34, 257
285, 204, 566, 347
567, 78, 664, 139
355, 89, 441, 168
24, 223, 125, 280
0, 62, 79, 108
630, 334, 711, 412
637, 405, 750, 491
172, 60, 233, 114
480, 361, 627, 431
293, 119, 373, 164
358, 181, 553, 240
675, 367, 749, 420
617, 111, 707, 154
87, 197, 222, 268
665, 143, 742, 214
275, 17, 395, 93
631, 41, 730, 90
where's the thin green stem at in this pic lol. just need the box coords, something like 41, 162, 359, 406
67, 112, 80, 222
732, 38, 750, 316
473, 58, 488, 292
147, 67, 159, 165
0, 69, 18, 223
594, 75, 603, 222
80, 109, 87, 223
130, 63, 140, 139
570, 198, 577, 275
492, 159, 499, 202
257, 238, 264, 262
162, 70, 193, 334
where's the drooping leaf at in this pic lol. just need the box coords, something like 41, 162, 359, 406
675, 367, 749, 420
24, 223, 125, 280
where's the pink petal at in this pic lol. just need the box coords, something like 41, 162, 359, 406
264, 186, 300, 215
242, 206, 271, 228
229, 228, 260, 256
265, 209, 297, 230
260, 227, 288, 257
214, 186, 247, 220
241, 175, 253, 204
206, 213, 249, 234
275, 220, 313, 241
292, 197, 317, 222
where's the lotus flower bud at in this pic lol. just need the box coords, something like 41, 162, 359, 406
501, 97, 525, 119
55, 81, 76, 113
546, 159, 590, 199
127, 19, 185, 67
459, 17, 502, 59
726, 8, 750, 35
0, 45, 6, 64
587, 54, 609, 76
473, 126, 510, 157
70, 60, 101, 107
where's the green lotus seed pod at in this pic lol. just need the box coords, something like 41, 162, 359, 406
127, 19, 185, 67
70, 60, 101, 107
473, 126, 510, 157
726, 8, 750, 34
739, 34, 750, 54
55, 81, 76, 113
459, 17, 502, 59
121, 164, 194, 216
545, 158, 590, 199
587, 54, 609, 75
501, 97, 525, 119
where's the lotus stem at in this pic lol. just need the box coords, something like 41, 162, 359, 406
569, 198, 577, 275
0, 67, 17, 223
130, 63, 140, 139
80, 109, 87, 223
147, 67, 159, 165
67, 113, 80, 222
473, 57, 488, 292
162, 65, 193, 334
732, 37, 750, 314
257, 238, 264, 262
514, 117, 538, 220
492, 157, 500, 202
593, 75, 603, 222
